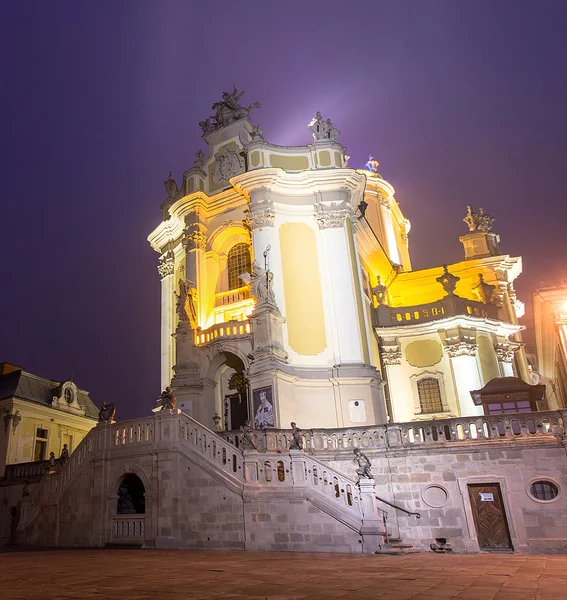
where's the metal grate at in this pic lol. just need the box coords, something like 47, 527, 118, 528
227, 243, 252, 290
530, 481, 559, 501
417, 378, 443, 414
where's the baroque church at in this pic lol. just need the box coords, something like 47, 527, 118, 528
4, 90, 567, 555
148, 87, 531, 430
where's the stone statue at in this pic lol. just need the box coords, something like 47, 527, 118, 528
239, 420, 257, 451
353, 447, 372, 481
200, 87, 261, 134
309, 112, 340, 142
117, 484, 136, 515
193, 150, 206, 169
212, 413, 222, 431
463, 205, 480, 232
365, 155, 380, 173
478, 207, 495, 233
371, 276, 388, 306
436, 265, 460, 296
175, 279, 195, 323
164, 171, 178, 199
250, 124, 264, 140
472, 273, 496, 304
289, 422, 303, 450
48, 452, 56, 474
240, 260, 276, 306
60, 444, 69, 461
160, 386, 177, 411
98, 400, 116, 424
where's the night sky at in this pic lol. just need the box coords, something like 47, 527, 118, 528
2, 1, 566, 418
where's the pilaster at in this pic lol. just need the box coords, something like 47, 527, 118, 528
158, 250, 175, 390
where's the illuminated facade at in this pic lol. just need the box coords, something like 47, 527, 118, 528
148, 90, 531, 430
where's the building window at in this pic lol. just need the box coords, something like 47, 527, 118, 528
417, 378, 443, 414
227, 243, 251, 290
64, 387, 73, 404
484, 400, 534, 416
529, 480, 559, 502
34, 428, 48, 461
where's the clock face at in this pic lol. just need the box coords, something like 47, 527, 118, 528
64, 388, 73, 404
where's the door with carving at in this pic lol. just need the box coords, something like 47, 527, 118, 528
468, 483, 513, 551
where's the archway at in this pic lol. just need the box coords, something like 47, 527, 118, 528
212, 352, 250, 431
116, 474, 146, 515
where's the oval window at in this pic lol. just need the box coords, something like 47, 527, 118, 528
530, 480, 559, 502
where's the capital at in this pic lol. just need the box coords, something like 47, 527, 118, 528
157, 250, 175, 279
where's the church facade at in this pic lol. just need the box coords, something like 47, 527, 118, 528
148, 88, 530, 431
8, 90, 567, 556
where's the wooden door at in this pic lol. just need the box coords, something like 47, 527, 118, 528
468, 483, 513, 551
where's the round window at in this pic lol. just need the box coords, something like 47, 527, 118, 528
530, 480, 559, 502
64, 388, 73, 404
422, 485, 449, 508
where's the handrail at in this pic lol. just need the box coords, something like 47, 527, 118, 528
376, 495, 421, 518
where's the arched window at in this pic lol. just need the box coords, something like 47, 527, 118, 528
417, 378, 443, 414
117, 474, 146, 514
227, 243, 251, 290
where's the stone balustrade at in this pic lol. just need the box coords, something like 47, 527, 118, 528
2, 460, 51, 482
195, 320, 251, 346
218, 410, 566, 454
214, 286, 250, 307
111, 515, 145, 543
372, 294, 499, 328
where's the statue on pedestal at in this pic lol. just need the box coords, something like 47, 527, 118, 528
353, 447, 373, 482
436, 265, 460, 296
289, 422, 303, 450
98, 400, 116, 424
308, 112, 340, 142
365, 155, 380, 173
239, 420, 257, 451
160, 386, 177, 411
199, 87, 261, 134
240, 260, 276, 306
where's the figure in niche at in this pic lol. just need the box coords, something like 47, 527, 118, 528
98, 400, 116, 424
289, 422, 303, 450
254, 390, 274, 429
239, 420, 257, 451
60, 444, 69, 461
117, 483, 137, 515
160, 386, 177, 411
353, 447, 373, 482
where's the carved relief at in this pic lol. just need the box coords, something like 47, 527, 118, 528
182, 226, 207, 251
495, 347, 516, 363
377, 192, 390, 209
157, 250, 175, 279
444, 342, 478, 358
315, 202, 352, 229
212, 146, 245, 186
382, 351, 402, 366
248, 208, 275, 229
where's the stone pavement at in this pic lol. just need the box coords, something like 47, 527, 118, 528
0, 549, 566, 600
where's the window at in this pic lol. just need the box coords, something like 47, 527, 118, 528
34, 427, 48, 461
530, 481, 559, 502
227, 243, 251, 290
417, 378, 443, 414
64, 387, 73, 404
485, 400, 534, 416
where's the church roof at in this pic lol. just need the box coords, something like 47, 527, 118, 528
0, 368, 99, 420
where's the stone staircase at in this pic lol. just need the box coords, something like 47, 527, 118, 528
376, 537, 420, 555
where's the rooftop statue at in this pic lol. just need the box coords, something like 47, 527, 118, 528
199, 86, 261, 134
463, 205, 495, 233
365, 155, 380, 173
436, 264, 460, 296
308, 111, 340, 142
160, 386, 177, 411
164, 171, 178, 199
98, 400, 116, 424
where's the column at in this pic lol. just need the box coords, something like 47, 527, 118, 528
317, 206, 365, 364
158, 251, 175, 391
378, 193, 401, 265
445, 341, 484, 416
495, 347, 516, 377
182, 221, 207, 327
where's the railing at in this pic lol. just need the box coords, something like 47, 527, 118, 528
111, 515, 145, 543
2, 460, 51, 483
195, 320, 251, 346
376, 495, 421, 518
180, 413, 245, 484
214, 287, 251, 307
372, 294, 499, 327
219, 410, 566, 453
111, 419, 155, 447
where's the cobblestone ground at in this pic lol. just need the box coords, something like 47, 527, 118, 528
0, 549, 566, 600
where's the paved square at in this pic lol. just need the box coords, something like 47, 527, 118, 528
0, 549, 566, 600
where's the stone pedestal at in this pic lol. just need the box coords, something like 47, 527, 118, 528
358, 478, 384, 554
459, 231, 500, 260
170, 320, 203, 418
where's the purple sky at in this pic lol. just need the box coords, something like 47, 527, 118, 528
2, 1, 566, 418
